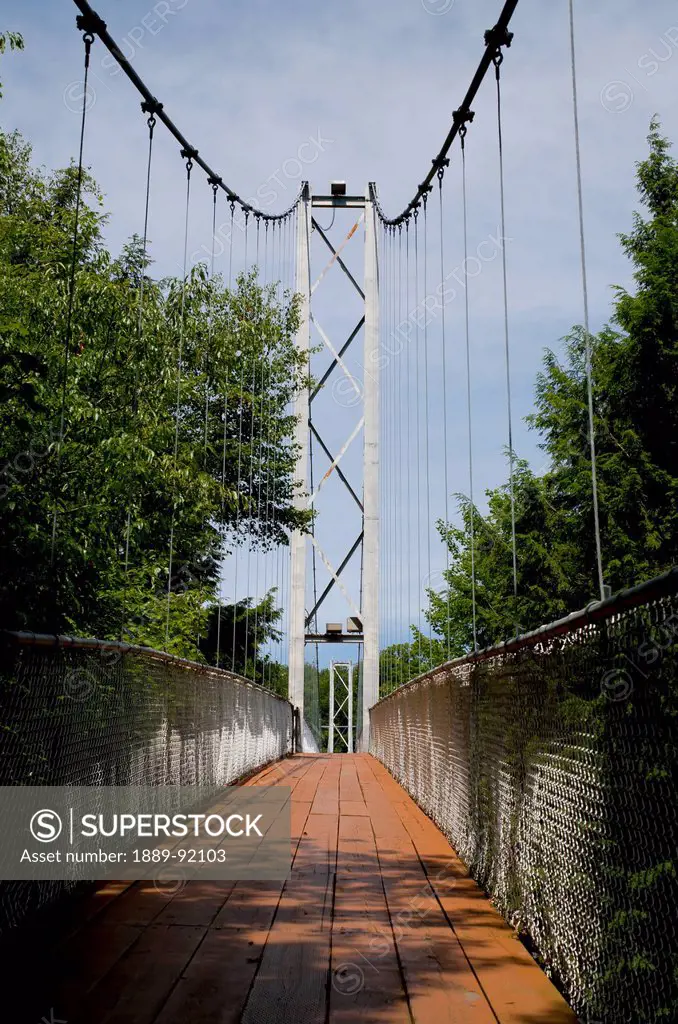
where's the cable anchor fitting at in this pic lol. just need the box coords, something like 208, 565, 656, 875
207, 175, 222, 197
453, 109, 474, 150
433, 156, 450, 183
141, 99, 163, 132
418, 183, 433, 207
485, 24, 513, 75
180, 146, 198, 174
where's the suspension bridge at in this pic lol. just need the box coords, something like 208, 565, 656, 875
1, 0, 676, 1022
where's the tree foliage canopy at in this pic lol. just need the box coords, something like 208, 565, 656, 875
381, 120, 678, 686
0, 126, 310, 661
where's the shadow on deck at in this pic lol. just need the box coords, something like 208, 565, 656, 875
5, 754, 577, 1023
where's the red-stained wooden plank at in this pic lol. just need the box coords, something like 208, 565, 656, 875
73, 923, 206, 1024
157, 758, 329, 1024
155, 882, 286, 1024
239, 771, 338, 1024
381, 768, 578, 1023
329, 812, 410, 1023
357, 756, 497, 1022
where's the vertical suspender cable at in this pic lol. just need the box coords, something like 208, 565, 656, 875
395, 225, 403, 689
121, 105, 156, 637
404, 222, 413, 684
422, 195, 433, 665
437, 164, 452, 663
265, 222, 277, 687
252, 352, 269, 680
242, 213, 257, 676
243, 362, 259, 678
413, 209, 423, 667
52, 28, 94, 564
165, 150, 194, 650
204, 183, 218, 465
254, 220, 272, 678
391, 221, 395, 692
210, 185, 232, 666
378, 222, 384, 693
493, 51, 519, 614
262, 221, 276, 686
390, 225, 397, 690
390, 223, 396, 691
228, 204, 246, 674
568, 0, 605, 602
460, 127, 478, 652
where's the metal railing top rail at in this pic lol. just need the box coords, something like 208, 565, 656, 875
2, 630, 293, 707
374, 566, 678, 707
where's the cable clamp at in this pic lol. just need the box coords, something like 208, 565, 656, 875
141, 98, 163, 116
76, 11, 106, 40
484, 24, 514, 52
453, 108, 475, 129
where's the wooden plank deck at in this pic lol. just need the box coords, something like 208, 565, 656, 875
9, 754, 577, 1024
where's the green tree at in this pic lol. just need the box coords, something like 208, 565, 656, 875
425, 120, 678, 657
379, 640, 434, 695
0, 31, 23, 99
0, 126, 310, 660
199, 591, 285, 688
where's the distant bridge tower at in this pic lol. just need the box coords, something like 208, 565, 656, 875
288, 182, 380, 752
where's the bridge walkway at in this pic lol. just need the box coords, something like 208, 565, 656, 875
19, 754, 576, 1023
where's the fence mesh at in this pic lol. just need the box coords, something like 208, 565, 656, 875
371, 570, 678, 1024
0, 632, 293, 933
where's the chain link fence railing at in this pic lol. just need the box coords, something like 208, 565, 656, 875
371, 569, 678, 1024
0, 631, 294, 933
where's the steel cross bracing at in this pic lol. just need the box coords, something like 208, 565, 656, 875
289, 187, 380, 752
307, 207, 365, 631
328, 661, 354, 753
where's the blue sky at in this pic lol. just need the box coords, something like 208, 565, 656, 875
3, 0, 678, 658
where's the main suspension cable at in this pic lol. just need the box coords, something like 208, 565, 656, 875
71, 1, 304, 223
370, 4, 518, 225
